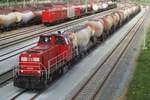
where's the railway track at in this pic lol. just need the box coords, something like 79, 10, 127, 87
10, 80, 57, 100
0, 25, 45, 41
0, 24, 43, 35
10, 90, 27, 100
0, 69, 13, 87
0, 7, 120, 49
70, 11, 145, 100
0, 42, 36, 61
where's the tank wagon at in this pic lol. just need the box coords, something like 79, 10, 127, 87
0, 10, 42, 32
13, 5, 141, 89
42, 2, 117, 26
0, 1, 116, 32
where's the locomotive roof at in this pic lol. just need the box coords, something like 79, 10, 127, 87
22, 33, 68, 55
40, 33, 64, 37
44, 7, 67, 11
23, 45, 50, 55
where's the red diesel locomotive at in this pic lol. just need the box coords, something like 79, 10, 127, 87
42, 7, 81, 26
14, 34, 77, 89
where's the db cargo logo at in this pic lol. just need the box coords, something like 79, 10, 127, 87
28, 58, 32, 61
27, 67, 33, 70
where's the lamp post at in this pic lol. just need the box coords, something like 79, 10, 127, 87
143, 0, 148, 49
85, 0, 88, 13
23, 0, 26, 7
7, 0, 9, 7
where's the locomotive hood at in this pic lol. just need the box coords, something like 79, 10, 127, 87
25, 44, 50, 55
19, 45, 51, 63
19, 44, 51, 63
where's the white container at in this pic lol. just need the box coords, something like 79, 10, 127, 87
67, 7, 75, 18
112, 13, 120, 27
76, 26, 93, 47
86, 20, 104, 37
21, 11, 34, 23
14, 12, 23, 22
102, 15, 113, 31
0, 13, 17, 26
102, 3, 108, 9
92, 4, 99, 12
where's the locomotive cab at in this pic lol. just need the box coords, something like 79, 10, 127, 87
14, 34, 73, 89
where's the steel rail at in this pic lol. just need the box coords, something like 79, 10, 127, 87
10, 90, 27, 100
0, 69, 13, 87
0, 25, 45, 41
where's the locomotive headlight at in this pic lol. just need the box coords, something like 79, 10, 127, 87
102, 3, 108, 9
93, 4, 98, 11
38, 70, 41, 74
21, 70, 23, 72
21, 57, 27, 61
33, 58, 40, 62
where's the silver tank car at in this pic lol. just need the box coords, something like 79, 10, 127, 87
102, 15, 113, 32
85, 20, 104, 38
102, 3, 108, 9
14, 12, 23, 22
21, 11, 35, 23
92, 4, 99, 12
75, 26, 93, 48
0, 13, 17, 26
111, 13, 120, 27
64, 26, 93, 51
115, 11, 124, 25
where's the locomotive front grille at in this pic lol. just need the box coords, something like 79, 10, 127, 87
14, 75, 46, 89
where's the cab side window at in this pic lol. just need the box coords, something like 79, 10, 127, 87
39, 36, 50, 43
56, 36, 65, 45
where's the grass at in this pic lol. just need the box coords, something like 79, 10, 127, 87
126, 26, 150, 100
127, 0, 150, 5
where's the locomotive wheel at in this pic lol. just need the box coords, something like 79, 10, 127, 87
44, 80, 48, 87
58, 68, 63, 76
102, 33, 107, 41
62, 65, 69, 74
47, 75, 53, 84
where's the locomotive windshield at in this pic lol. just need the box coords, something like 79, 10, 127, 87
56, 36, 65, 45
39, 35, 68, 45
39, 36, 50, 44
